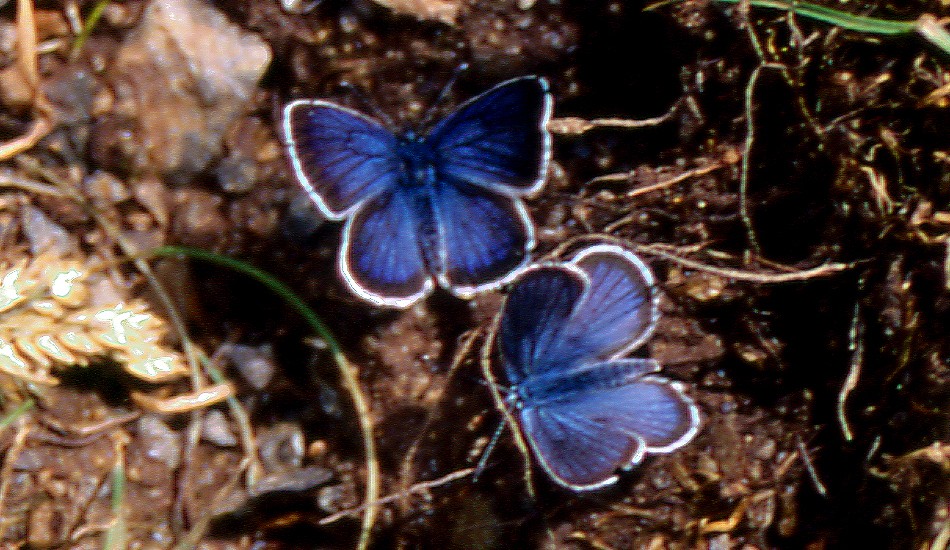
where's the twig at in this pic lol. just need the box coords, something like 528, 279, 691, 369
320, 467, 475, 525
697, 495, 750, 533
36, 410, 139, 438
589, 159, 728, 191
548, 101, 679, 135
600, 161, 735, 233
0, 0, 54, 161
739, 64, 770, 257
0, 172, 66, 197
633, 242, 852, 283
548, 234, 852, 283
838, 300, 863, 441
796, 435, 828, 497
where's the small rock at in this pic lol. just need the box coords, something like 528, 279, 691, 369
257, 423, 305, 471
12, 449, 44, 471
171, 189, 227, 247
249, 466, 332, 497
137, 414, 182, 470
202, 409, 238, 447
0, 63, 34, 113
132, 175, 171, 228
283, 193, 328, 241
98, 0, 272, 182
216, 151, 258, 194
221, 343, 276, 390
43, 66, 100, 127
22, 205, 78, 257
84, 170, 131, 205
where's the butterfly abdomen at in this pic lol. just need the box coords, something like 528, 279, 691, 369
395, 134, 447, 279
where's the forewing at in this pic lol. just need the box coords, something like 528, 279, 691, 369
434, 179, 533, 296
498, 265, 586, 385
427, 77, 552, 194
520, 358, 700, 490
283, 100, 402, 218
554, 245, 659, 363
340, 189, 432, 307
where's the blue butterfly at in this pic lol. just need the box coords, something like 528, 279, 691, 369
282, 77, 553, 307
496, 244, 701, 491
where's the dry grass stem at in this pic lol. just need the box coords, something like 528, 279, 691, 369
320, 467, 475, 525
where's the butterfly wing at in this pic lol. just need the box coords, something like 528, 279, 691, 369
427, 76, 552, 195
518, 358, 701, 490
283, 100, 402, 219
340, 189, 433, 307
549, 245, 659, 366
433, 178, 534, 295
498, 265, 587, 385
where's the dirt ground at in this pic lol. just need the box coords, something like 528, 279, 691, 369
0, 0, 946, 548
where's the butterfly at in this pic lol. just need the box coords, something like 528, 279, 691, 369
495, 244, 701, 491
282, 76, 552, 307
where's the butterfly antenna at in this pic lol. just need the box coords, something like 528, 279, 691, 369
418, 62, 470, 131
472, 389, 518, 482
339, 80, 395, 127
472, 418, 507, 483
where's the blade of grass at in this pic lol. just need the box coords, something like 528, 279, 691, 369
102, 438, 127, 550
71, 0, 110, 59
149, 245, 380, 550
709, 0, 916, 35
0, 399, 33, 432
647, 0, 950, 56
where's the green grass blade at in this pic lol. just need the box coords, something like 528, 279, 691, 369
711, 0, 916, 35
0, 399, 33, 432
102, 450, 127, 550
71, 0, 111, 59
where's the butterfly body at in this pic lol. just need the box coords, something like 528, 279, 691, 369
516, 358, 653, 405
283, 77, 552, 307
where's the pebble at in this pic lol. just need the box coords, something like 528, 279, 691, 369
221, 343, 276, 390
22, 205, 78, 256
201, 409, 238, 447
99, 0, 272, 182
248, 466, 332, 497
137, 414, 182, 470
257, 422, 305, 471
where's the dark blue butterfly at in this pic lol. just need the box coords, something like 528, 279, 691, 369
282, 77, 552, 307
496, 244, 701, 491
